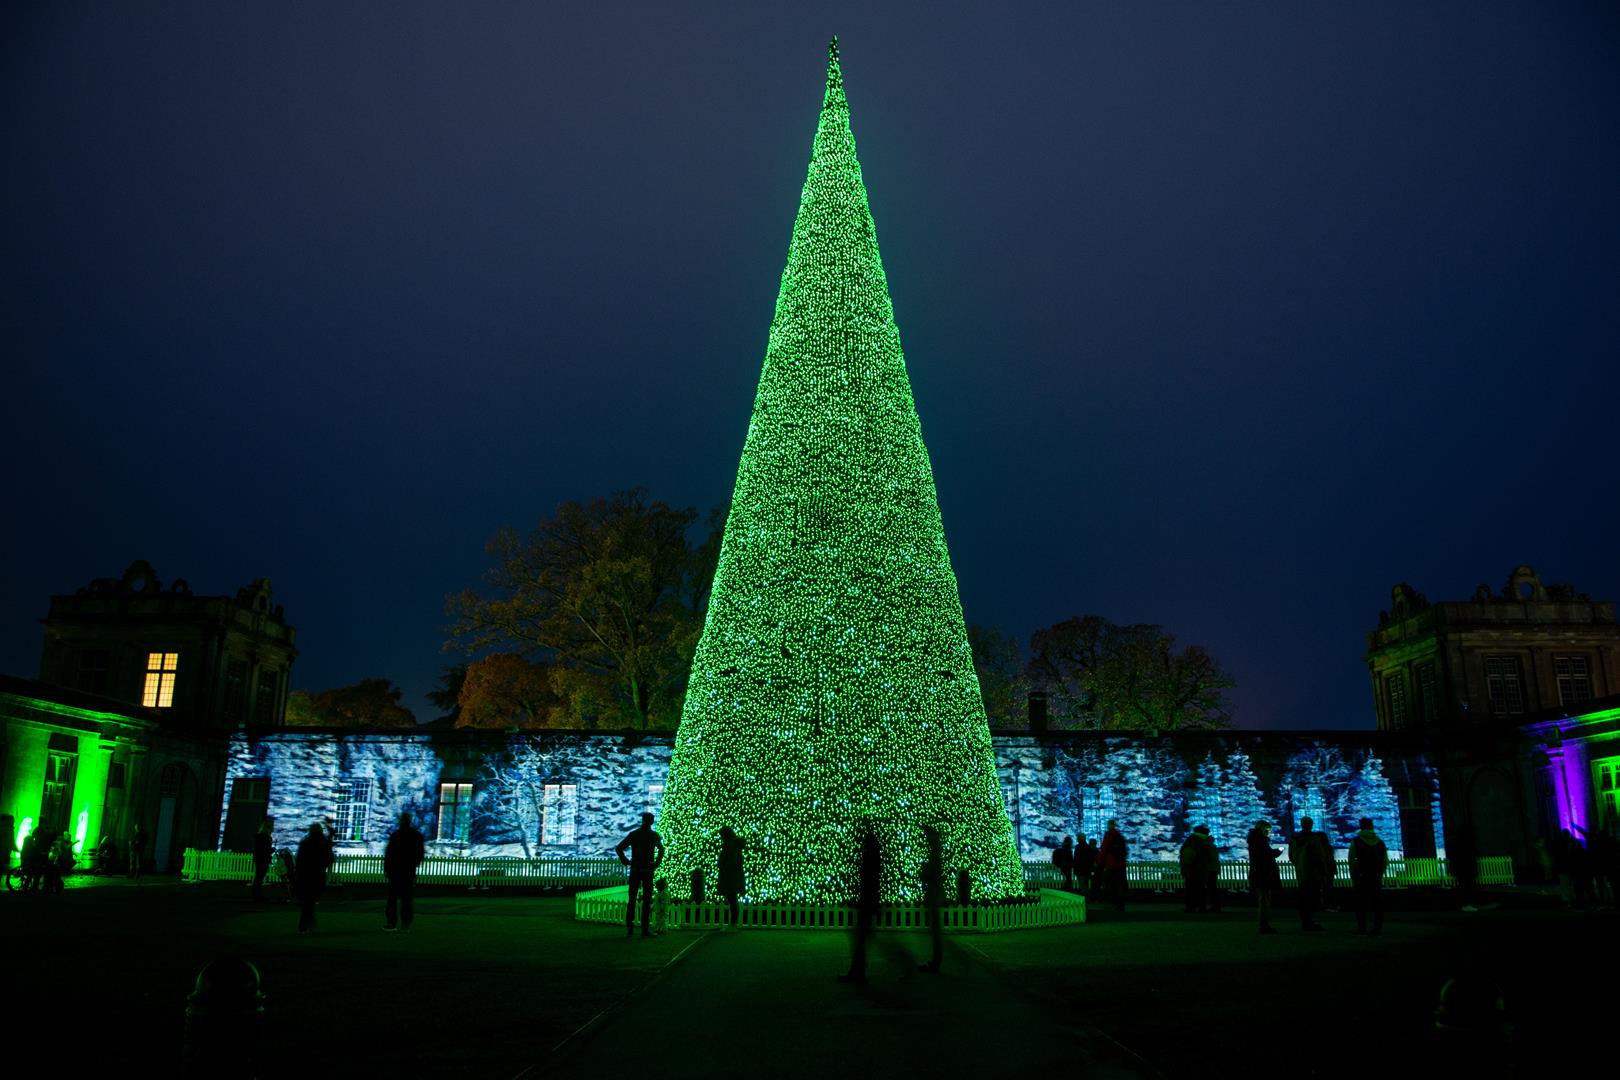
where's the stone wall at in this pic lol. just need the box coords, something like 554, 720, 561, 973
222, 729, 1439, 862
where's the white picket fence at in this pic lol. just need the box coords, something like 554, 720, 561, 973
184, 848, 1513, 892
1020, 855, 1515, 890
181, 849, 625, 887
575, 885, 1088, 934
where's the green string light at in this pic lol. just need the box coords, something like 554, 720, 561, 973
657, 40, 1024, 903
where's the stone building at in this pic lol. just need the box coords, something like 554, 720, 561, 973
1365, 566, 1620, 876
1365, 565, 1619, 732
39, 560, 297, 733
1, 562, 296, 873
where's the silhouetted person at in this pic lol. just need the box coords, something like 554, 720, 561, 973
18, 829, 41, 891
1248, 821, 1281, 934
1200, 825, 1223, 911
128, 822, 148, 879
1180, 825, 1217, 912
48, 831, 73, 891
1574, 823, 1616, 905
1555, 828, 1592, 908
1053, 836, 1075, 890
0, 813, 12, 878
1288, 816, 1330, 930
1077, 835, 1098, 897
251, 820, 274, 901
1348, 816, 1388, 936
1312, 826, 1338, 912
616, 812, 664, 938
294, 822, 333, 933
1099, 820, 1128, 911
96, 835, 116, 874
918, 824, 945, 973
383, 813, 425, 932
839, 823, 882, 985
717, 826, 746, 931
1449, 826, 1480, 910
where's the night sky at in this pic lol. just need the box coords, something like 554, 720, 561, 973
5, 3, 1617, 730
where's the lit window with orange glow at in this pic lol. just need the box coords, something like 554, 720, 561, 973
142, 651, 178, 707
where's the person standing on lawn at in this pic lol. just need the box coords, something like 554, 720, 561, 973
1348, 817, 1389, 936
383, 813, 426, 932
1249, 821, 1282, 934
616, 812, 664, 938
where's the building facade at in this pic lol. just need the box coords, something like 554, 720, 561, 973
39, 560, 297, 734
1365, 566, 1620, 874
1365, 565, 1619, 732
1, 562, 296, 873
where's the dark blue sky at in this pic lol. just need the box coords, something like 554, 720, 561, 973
5, 2, 1617, 729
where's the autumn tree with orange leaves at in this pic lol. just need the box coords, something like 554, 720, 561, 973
447, 488, 722, 730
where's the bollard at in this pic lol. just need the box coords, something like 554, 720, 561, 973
690, 868, 706, 905
182, 958, 265, 1080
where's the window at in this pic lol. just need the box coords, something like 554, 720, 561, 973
1417, 663, 1438, 725
437, 782, 473, 843
142, 652, 179, 708
1484, 656, 1524, 716
254, 669, 279, 726
1554, 656, 1593, 707
1081, 786, 1115, 843
1597, 760, 1620, 832
41, 750, 77, 832
223, 659, 249, 724
542, 783, 578, 845
333, 779, 371, 843
1386, 672, 1408, 727
108, 762, 126, 790
77, 649, 110, 695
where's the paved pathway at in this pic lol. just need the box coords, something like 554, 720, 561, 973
542, 928, 1155, 1078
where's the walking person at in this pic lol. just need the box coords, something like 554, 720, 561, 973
1073, 832, 1094, 896
294, 821, 333, 933
127, 822, 148, 879
1180, 825, 1217, 912
45, 829, 71, 893
918, 824, 945, 974
1450, 825, 1480, 911
839, 821, 883, 985
383, 813, 425, 932
717, 826, 746, 931
1348, 816, 1388, 936
1099, 820, 1129, 912
1201, 825, 1224, 912
251, 820, 274, 901
1053, 836, 1075, 891
1288, 816, 1330, 930
1312, 824, 1339, 912
615, 812, 664, 938
1249, 820, 1282, 934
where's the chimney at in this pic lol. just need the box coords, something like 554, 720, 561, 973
1028, 691, 1048, 734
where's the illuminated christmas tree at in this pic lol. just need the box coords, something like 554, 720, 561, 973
1184, 752, 1228, 852
656, 39, 1024, 903
1220, 745, 1271, 846
1344, 751, 1402, 854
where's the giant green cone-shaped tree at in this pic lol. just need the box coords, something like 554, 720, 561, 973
657, 40, 1024, 903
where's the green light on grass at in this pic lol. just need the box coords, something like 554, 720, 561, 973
656, 39, 1023, 904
